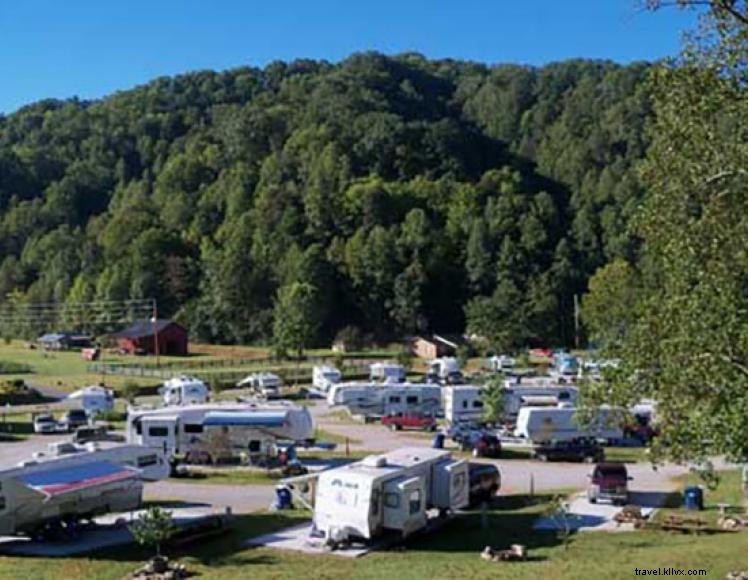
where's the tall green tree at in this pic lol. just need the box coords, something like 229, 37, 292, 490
272, 282, 320, 358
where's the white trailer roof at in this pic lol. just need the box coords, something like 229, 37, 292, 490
329, 447, 451, 480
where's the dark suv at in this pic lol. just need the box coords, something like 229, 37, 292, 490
532, 437, 604, 463
60, 409, 89, 432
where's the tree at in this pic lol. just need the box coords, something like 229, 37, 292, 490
130, 506, 176, 559
581, 259, 641, 347
482, 376, 505, 424
586, 1, 748, 465
272, 282, 320, 358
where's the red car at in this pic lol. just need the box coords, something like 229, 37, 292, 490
381, 413, 437, 431
587, 462, 631, 505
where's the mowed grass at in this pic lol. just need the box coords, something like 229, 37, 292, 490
0, 493, 745, 579
654, 470, 745, 526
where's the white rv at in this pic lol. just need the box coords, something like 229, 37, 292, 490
427, 357, 463, 384
369, 362, 406, 384
313, 447, 468, 544
327, 383, 442, 417
502, 383, 579, 418
442, 386, 484, 424
487, 355, 516, 372
311, 365, 342, 397
160, 376, 210, 406
66, 385, 114, 415
513, 406, 624, 443
126, 402, 314, 464
0, 442, 168, 537
237, 372, 282, 399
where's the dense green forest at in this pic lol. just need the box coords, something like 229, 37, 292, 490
0, 53, 652, 349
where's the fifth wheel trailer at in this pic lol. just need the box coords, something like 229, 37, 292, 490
513, 406, 624, 443
0, 442, 168, 537
126, 401, 314, 464
313, 447, 468, 544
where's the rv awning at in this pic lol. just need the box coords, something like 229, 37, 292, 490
202, 411, 286, 428
19, 461, 137, 497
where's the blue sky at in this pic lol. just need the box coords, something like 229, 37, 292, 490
0, 0, 699, 114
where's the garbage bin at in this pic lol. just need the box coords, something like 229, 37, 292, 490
684, 485, 704, 510
274, 485, 293, 510
432, 432, 445, 449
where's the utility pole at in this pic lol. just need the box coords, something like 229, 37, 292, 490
151, 300, 160, 368
573, 294, 580, 350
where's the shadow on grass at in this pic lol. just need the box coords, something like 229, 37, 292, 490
0, 421, 34, 435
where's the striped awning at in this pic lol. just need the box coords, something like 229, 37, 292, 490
20, 461, 137, 497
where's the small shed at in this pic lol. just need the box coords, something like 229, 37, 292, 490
111, 319, 188, 356
37, 332, 93, 351
412, 334, 465, 360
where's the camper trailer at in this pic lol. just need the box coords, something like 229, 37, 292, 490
0, 443, 168, 537
487, 355, 516, 372
427, 357, 463, 385
327, 383, 441, 417
502, 383, 579, 418
311, 365, 342, 397
442, 386, 484, 424
237, 372, 282, 399
66, 385, 114, 415
160, 376, 210, 406
126, 402, 314, 464
313, 447, 468, 544
514, 406, 623, 443
369, 363, 406, 384
551, 352, 579, 378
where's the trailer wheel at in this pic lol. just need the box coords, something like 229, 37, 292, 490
537, 454, 548, 462
389, 423, 398, 432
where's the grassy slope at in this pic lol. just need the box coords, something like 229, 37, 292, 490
0, 493, 744, 579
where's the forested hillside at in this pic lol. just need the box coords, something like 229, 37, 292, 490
0, 53, 652, 348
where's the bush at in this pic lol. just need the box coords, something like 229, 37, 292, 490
0, 360, 33, 374
333, 326, 366, 352
120, 381, 140, 403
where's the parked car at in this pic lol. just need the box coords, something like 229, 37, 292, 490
587, 462, 631, 505
59, 409, 89, 432
33, 414, 58, 434
72, 424, 123, 444
468, 462, 501, 505
532, 437, 604, 463
471, 434, 502, 458
381, 413, 437, 432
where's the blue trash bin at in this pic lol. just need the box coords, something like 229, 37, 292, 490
684, 485, 704, 510
432, 432, 445, 449
274, 485, 293, 510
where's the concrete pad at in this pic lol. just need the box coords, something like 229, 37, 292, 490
534, 491, 660, 533
245, 522, 373, 558
0, 505, 217, 556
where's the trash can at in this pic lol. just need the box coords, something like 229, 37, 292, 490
432, 432, 445, 449
274, 485, 293, 510
684, 485, 704, 510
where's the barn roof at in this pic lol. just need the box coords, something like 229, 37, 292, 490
111, 319, 184, 339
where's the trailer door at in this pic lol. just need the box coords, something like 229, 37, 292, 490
141, 416, 178, 455
382, 476, 426, 537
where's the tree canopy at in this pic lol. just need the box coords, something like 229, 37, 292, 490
0, 54, 653, 348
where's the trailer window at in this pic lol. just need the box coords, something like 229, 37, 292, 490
137, 454, 158, 467
472, 401, 484, 409
409, 490, 422, 514
558, 391, 570, 400
148, 426, 169, 437
0, 497, 4, 511
184, 424, 203, 434
389, 396, 401, 404
248, 440, 261, 453
384, 492, 399, 508
406, 396, 418, 404
461, 401, 468, 409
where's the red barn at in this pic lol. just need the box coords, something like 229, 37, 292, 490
111, 319, 188, 356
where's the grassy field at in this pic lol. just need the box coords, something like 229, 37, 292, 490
654, 470, 745, 526
0, 492, 744, 579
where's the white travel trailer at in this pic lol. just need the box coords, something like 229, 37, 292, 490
487, 355, 516, 372
126, 402, 314, 464
0, 442, 168, 537
327, 383, 441, 417
442, 386, 484, 424
160, 375, 210, 406
313, 447, 468, 544
237, 372, 282, 399
503, 383, 579, 418
66, 385, 114, 415
311, 365, 342, 397
369, 362, 406, 384
513, 406, 623, 443
427, 357, 463, 384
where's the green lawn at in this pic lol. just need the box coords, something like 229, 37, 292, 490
168, 468, 284, 486
0, 492, 744, 579
654, 470, 745, 526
